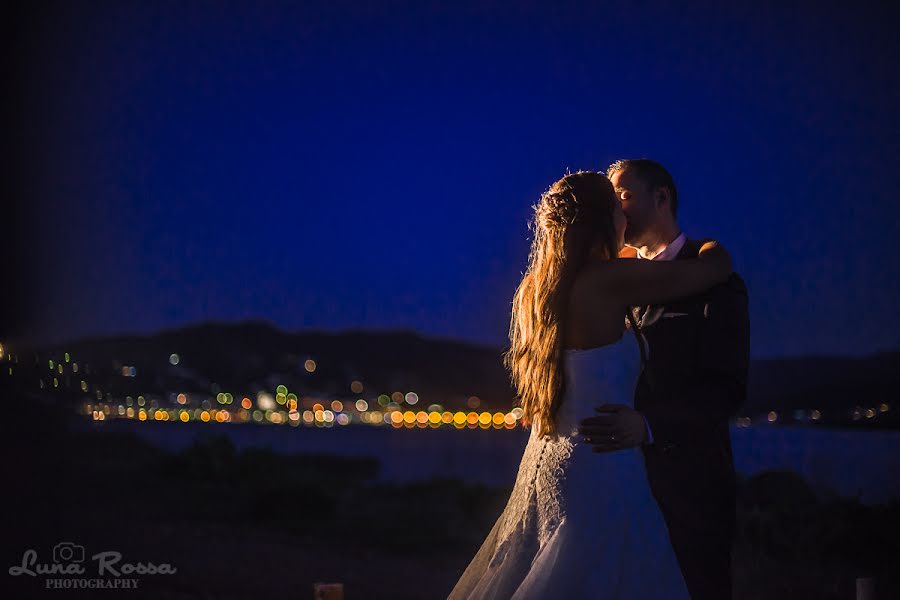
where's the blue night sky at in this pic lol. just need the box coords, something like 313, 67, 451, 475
10, 0, 900, 358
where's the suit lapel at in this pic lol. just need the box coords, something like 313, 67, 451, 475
640, 305, 665, 328
631, 305, 645, 326
673, 237, 696, 261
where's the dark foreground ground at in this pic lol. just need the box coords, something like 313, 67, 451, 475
4, 395, 899, 599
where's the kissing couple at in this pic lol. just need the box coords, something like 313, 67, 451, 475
449, 159, 750, 600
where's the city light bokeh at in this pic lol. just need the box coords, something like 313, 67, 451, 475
2, 340, 892, 432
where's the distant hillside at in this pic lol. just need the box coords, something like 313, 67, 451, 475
17, 320, 900, 417
745, 352, 900, 416
26, 320, 517, 411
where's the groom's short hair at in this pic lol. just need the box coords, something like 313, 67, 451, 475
606, 159, 678, 219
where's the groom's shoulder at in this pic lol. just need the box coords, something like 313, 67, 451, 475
679, 236, 729, 257
682, 237, 748, 296
679, 238, 705, 258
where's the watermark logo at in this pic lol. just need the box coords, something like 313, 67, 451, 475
8, 542, 177, 590
53, 543, 84, 564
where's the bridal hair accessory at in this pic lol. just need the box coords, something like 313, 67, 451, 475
535, 172, 609, 230
537, 190, 582, 227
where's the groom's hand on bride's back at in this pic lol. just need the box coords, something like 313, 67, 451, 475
577, 404, 648, 452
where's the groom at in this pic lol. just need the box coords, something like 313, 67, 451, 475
579, 159, 750, 600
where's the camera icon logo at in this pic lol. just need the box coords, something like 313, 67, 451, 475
53, 542, 85, 563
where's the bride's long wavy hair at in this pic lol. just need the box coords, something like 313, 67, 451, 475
504, 171, 619, 439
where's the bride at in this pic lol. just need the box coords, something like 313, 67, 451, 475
447, 171, 732, 599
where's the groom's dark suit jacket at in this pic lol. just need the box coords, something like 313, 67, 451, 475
632, 237, 750, 600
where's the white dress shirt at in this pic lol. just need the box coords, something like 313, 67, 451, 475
634, 231, 686, 444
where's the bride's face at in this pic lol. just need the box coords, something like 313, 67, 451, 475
587, 201, 627, 262
613, 199, 626, 252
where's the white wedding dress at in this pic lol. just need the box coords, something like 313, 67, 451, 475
447, 333, 690, 599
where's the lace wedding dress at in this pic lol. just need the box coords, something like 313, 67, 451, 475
447, 334, 690, 599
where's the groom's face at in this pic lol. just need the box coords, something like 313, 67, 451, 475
610, 169, 656, 247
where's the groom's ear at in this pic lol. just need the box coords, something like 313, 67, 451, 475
654, 186, 672, 214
